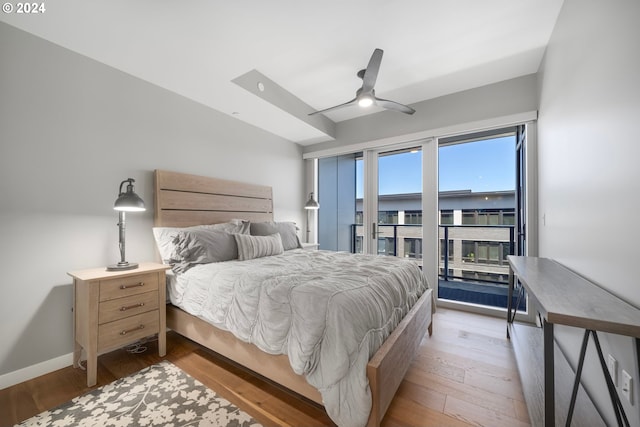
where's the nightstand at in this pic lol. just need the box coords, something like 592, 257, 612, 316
68, 262, 170, 386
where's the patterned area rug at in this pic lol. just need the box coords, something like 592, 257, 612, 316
17, 361, 263, 427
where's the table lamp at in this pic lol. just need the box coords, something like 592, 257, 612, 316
107, 178, 146, 271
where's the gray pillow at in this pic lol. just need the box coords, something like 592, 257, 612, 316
153, 220, 249, 263
250, 221, 301, 250
235, 233, 284, 261
169, 229, 239, 273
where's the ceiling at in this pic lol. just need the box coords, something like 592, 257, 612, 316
1, 0, 564, 145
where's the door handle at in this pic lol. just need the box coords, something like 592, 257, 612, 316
371, 222, 377, 240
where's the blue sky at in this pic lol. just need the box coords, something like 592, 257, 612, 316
356, 136, 515, 197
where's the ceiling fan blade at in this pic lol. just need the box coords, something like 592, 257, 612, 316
308, 98, 357, 116
375, 97, 416, 115
361, 48, 383, 93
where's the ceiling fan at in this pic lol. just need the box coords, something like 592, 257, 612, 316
309, 48, 415, 116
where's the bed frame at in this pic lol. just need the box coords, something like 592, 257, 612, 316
154, 169, 433, 427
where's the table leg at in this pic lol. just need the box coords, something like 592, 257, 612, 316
567, 330, 590, 424
86, 347, 97, 387
507, 269, 514, 338
158, 330, 166, 357
543, 320, 555, 427
73, 340, 82, 368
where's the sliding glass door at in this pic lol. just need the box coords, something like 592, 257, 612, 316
315, 126, 535, 318
320, 144, 425, 262
436, 127, 529, 315
368, 148, 423, 264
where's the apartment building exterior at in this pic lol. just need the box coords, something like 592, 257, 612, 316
352, 190, 516, 284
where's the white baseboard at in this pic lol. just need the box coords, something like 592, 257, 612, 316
0, 352, 74, 390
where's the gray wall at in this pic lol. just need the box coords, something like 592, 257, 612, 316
0, 22, 304, 382
537, 0, 640, 424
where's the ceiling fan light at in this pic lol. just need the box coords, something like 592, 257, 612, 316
358, 96, 374, 108
309, 49, 414, 116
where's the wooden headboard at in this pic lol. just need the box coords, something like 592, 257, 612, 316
154, 169, 274, 227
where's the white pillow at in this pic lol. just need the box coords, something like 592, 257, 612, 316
234, 233, 284, 261
152, 220, 249, 263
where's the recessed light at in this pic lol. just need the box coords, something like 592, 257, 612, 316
232, 111, 240, 115
257, 82, 265, 92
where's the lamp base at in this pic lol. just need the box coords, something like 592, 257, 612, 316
106, 262, 139, 271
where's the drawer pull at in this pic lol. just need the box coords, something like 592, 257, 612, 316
120, 302, 145, 311
120, 324, 144, 335
120, 282, 144, 290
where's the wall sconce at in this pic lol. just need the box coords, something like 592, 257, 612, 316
304, 192, 319, 243
107, 178, 145, 271
304, 192, 319, 210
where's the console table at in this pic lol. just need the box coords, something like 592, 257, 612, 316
507, 256, 640, 427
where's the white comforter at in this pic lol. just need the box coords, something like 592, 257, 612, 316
169, 249, 429, 427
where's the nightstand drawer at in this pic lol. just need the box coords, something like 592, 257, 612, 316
98, 291, 159, 324
99, 273, 159, 301
98, 310, 159, 353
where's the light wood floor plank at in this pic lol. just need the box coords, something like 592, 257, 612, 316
444, 395, 531, 427
0, 307, 530, 427
407, 367, 521, 420
384, 395, 473, 427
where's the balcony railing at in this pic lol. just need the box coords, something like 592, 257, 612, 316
440, 224, 515, 285
349, 223, 515, 284
349, 223, 522, 310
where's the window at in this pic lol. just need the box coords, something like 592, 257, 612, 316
462, 211, 476, 225
405, 210, 422, 225
440, 210, 453, 225
461, 209, 515, 225
378, 237, 395, 256
405, 238, 423, 259
434, 127, 529, 314
462, 240, 507, 265
462, 241, 476, 262
354, 236, 363, 253
378, 211, 398, 224
502, 212, 515, 225
439, 239, 453, 261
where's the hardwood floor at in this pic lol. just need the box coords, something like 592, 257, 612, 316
0, 308, 530, 427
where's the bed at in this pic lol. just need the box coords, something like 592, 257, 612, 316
153, 169, 433, 427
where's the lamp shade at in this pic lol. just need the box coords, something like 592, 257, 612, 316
304, 192, 319, 210
114, 179, 146, 212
